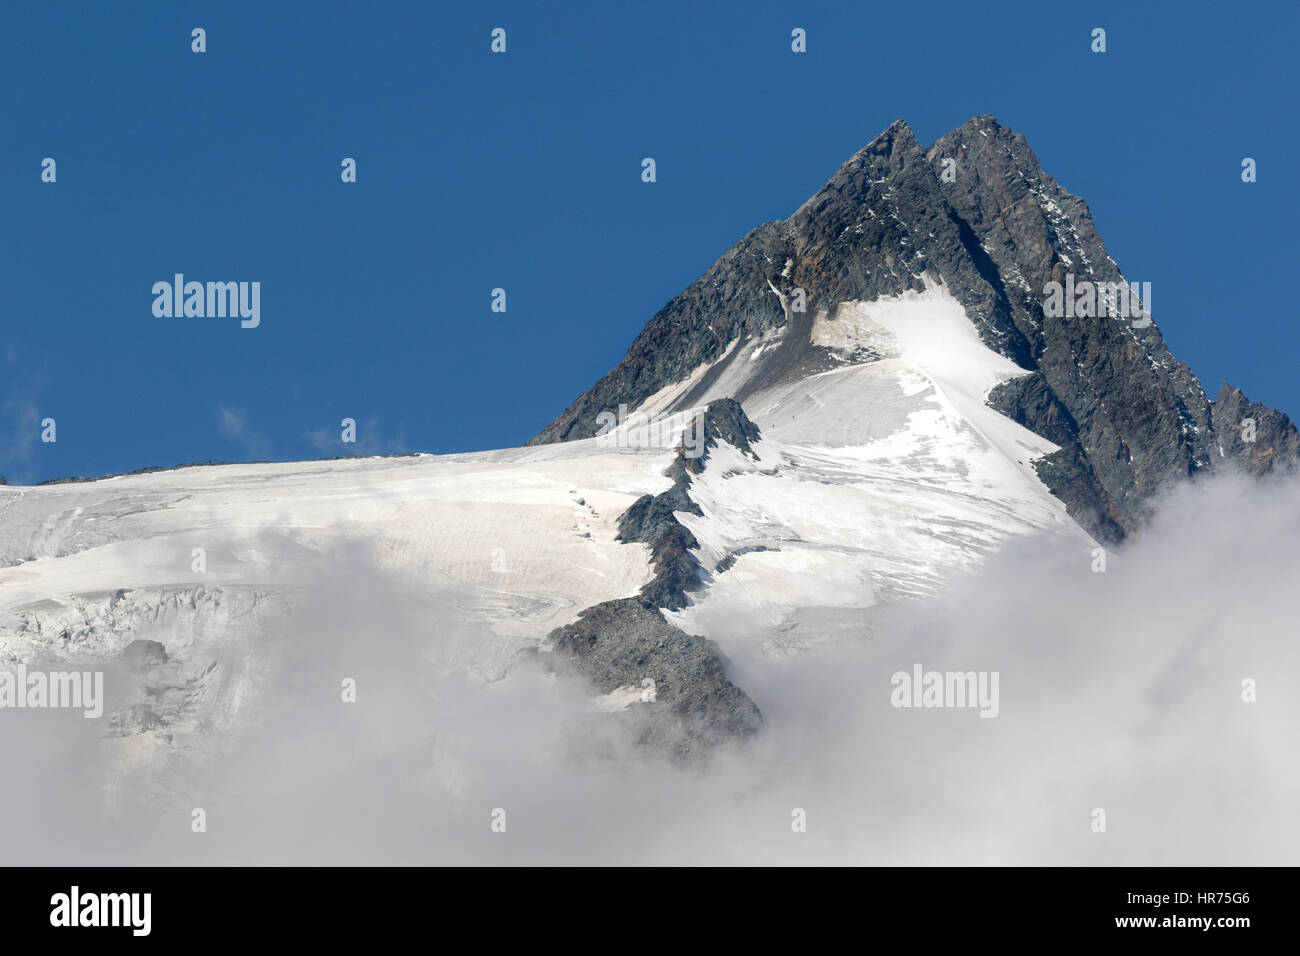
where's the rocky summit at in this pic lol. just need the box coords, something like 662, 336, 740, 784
530, 116, 1298, 543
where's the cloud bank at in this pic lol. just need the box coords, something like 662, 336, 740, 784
2, 469, 1296, 865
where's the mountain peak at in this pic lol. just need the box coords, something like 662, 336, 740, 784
531, 118, 1297, 541
873, 117, 917, 146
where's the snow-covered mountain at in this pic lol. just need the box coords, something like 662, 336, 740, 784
0, 276, 1094, 759
532, 116, 1298, 541
1, 117, 1296, 854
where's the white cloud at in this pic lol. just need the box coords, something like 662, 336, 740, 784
217, 406, 272, 459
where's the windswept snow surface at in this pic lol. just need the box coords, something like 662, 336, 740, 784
0, 442, 681, 758
0, 443, 681, 643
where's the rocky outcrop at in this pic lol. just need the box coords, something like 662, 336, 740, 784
548, 598, 762, 760
546, 399, 765, 759
615, 398, 760, 610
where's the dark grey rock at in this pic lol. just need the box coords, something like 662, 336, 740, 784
1212, 383, 1300, 476
547, 597, 762, 761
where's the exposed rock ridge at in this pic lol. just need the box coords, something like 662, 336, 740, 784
545, 399, 764, 759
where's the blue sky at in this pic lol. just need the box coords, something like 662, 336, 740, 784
2, 0, 1296, 483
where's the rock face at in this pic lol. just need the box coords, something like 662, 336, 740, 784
530, 116, 1297, 541
1212, 383, 1300, 476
